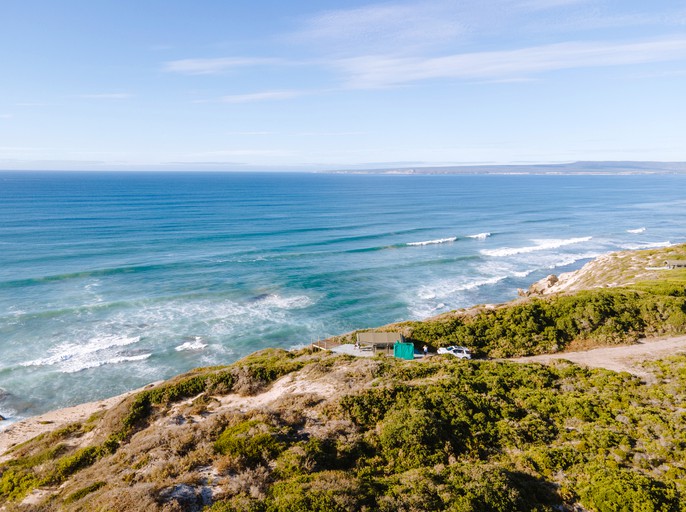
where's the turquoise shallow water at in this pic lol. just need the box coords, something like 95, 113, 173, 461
0, 171, 684, 420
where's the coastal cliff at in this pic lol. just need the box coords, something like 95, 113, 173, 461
2, 244, 686, 511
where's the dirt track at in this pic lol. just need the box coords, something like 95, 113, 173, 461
512, 335, 686, 380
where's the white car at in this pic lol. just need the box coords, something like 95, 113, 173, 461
437, 346, 472, 359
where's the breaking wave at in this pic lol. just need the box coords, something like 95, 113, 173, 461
627, 227, 646, 234
417, 275, 509, 301
20, 335, 146, 373
407, 237, 457, 246
466, 232, 491, 240
175, 337, 209, 352
60, 354, 152, 373
481, 237, 592, 257
619, 241, 671, 250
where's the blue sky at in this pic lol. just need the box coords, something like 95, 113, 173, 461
1, 0, 685, 171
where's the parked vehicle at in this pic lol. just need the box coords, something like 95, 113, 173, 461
436, 346, 472, 359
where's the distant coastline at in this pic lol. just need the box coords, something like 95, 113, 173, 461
321, 160, 686, 175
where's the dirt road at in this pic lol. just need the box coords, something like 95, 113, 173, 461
513, 335, 686, 380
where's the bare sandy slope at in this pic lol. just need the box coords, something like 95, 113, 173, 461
0, 361, 357, 460
513, 334, 686, 380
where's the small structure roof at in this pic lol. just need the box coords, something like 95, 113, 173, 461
356, 331, 404, 345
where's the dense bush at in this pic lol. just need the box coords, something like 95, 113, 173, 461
577, 465, 679, 512
408, 288, 686, 357
202, 355, 686, 510
215, 419, 286, 468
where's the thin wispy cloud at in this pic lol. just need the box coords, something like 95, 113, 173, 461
163, 57, 285, 75
294, 0, 686, 56
220, 90, 304, 103
334, 37, 686, 88
0, 114, 13, 119
296, 1, 466, 52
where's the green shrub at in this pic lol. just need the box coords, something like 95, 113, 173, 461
578, 466, 679, 512
215, 420, 285, 467
64, 481, 106, 504
378, 407, 448, 471
0, 468, 39, 502
265, 471, 373, 512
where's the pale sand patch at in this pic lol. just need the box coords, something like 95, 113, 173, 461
0, 369, 342, 460
0, 382, 160, 460
512, 335, 686, 380
213, 369, 339, 414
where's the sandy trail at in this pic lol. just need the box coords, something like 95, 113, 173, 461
512, 335, 686, 379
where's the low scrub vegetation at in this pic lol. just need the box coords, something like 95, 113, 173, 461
207, 356, 686, 511
3, 351, 686, 511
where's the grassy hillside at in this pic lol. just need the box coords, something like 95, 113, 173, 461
2, 244, 686, 511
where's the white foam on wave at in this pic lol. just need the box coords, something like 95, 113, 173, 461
481, 236, 592, 257
13, 290, 315, 377
545, 252, 603, 270
407, 237, 457, 246
60, 353, 152, 374
627, 227, 646, 234
512, 270, 534, 278
619, 241, 671, 250
256, 294, 314, 309
466, 232, 491, 240
411, 276, 504, 318
409, 302, 449, 319
417, 275, 508, 303
175, 337, 208, 352
20, 335, 147, 373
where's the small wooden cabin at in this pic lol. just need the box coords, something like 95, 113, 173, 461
356, 331, 405, 355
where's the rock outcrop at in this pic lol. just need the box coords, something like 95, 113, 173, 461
520, 274, 559, 296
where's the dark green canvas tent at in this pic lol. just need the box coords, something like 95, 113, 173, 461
393, 341, 415, 360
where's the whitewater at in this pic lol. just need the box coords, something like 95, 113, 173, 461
1, 171, 684, 422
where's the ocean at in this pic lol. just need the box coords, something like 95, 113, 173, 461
1, 171, 684, 422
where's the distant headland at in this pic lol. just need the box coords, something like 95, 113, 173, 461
322, 160, 686, 175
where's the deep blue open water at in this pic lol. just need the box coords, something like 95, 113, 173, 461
1, 171, 684, 421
